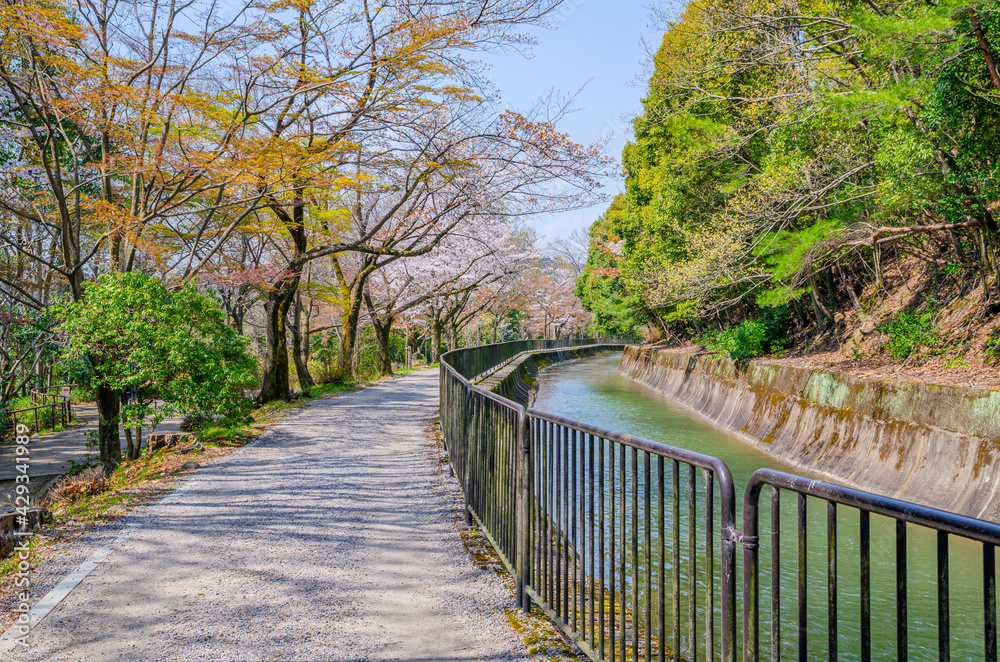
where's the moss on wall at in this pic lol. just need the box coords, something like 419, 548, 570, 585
620, 347, 1000, 522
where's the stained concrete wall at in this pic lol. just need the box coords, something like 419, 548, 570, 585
486, 345, 621, 406
619, 346, 1000, 522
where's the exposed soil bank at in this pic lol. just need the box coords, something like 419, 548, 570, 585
619, 346, 1000, 522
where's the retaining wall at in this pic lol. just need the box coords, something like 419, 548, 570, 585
485, 345, 620, 406
619, 346, 1000, 522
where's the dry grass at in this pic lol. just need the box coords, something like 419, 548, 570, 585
759, 254, 1000, 389
48, 467, 107, 504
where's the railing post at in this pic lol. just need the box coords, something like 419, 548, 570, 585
716, 468, 740, 662
462, 383, 475, 527
516, 408, 531, 614
742, 484, 762, 662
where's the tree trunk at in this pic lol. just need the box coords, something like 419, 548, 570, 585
95, 383, 121, 473
873, 243, 883, 289
259, 186, 309, 404
431, 320, 443, 362
124, 428, 134, 461
969, 8, 1000, 94
823, 269, 838, 312
809, 276, 834, 332
362, 288, 394, 377
290, 294, 314, 396
951, 230, 968, 264
257, 281, 298, 404
123, 427, 142, 461
337, 294, 364, 381
374, 319, 393, 376
837, 263, 866, 325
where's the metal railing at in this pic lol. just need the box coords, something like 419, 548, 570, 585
440, 340, 1000, 662
445, 337, 635, 382
1, 398, 72, 440
526, 409, 738, 662
743, 469, 1000, 662
441, 339, 738, 662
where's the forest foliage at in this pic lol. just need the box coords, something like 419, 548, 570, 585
578, 0, 1000, 346
0, 0, 603, 470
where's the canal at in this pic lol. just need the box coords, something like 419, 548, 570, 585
533, 352, 992, 661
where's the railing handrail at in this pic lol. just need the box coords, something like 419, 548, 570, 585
441, 339, 1000, 662
441, 338, 740, 662
443, 337, 638, 382
8, 400, 68, 415
528, 406, 737, 511
745, 468, 1000, 546
1, 394, 73, 440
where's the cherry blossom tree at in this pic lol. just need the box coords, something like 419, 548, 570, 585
363, 219, 530, 374
519, 259, 592, 339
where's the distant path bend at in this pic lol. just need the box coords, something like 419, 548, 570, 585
13, 368, 528, 661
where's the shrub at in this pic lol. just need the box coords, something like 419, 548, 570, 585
0, 400, 10, 444
699, 306, 788, 360
730, 320, 768, 360
56, 272, 256, 433
880, 308, 937, 360
985, 329, 1000, 365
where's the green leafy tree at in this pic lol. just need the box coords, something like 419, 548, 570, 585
577, 197, 647, 336
581, 0, 1000, 344
56, 273, 256, 471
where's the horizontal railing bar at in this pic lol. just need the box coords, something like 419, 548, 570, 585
528, 408, 732, 482
746, 468, 1000, 546
445, 338, 639, 382
6, 402, 68, 415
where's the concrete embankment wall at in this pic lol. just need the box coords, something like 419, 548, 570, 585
484, 345, 618, 406
620, 346, 1000, 522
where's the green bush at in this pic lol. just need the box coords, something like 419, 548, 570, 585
986, 330, 1000, 365
699, 307, 788, 360
56, 272, 257, 433
0, 400, 10, 443
730, 320, 768, 359
880, 308, 937, 360
699, 327, 736, 356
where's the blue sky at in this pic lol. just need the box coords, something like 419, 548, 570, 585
480, 1, 658, 240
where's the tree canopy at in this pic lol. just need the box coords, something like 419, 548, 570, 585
579, 0, 1000, 338
56, 273, 255, 469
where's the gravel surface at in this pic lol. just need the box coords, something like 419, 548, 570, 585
6, 368, 529, 661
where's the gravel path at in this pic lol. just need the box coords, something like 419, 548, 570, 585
6, 368, 529, 661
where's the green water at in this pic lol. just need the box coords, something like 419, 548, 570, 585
532, 352, 994, 662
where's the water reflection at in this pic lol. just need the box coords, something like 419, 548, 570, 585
532, 352, 994, 661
